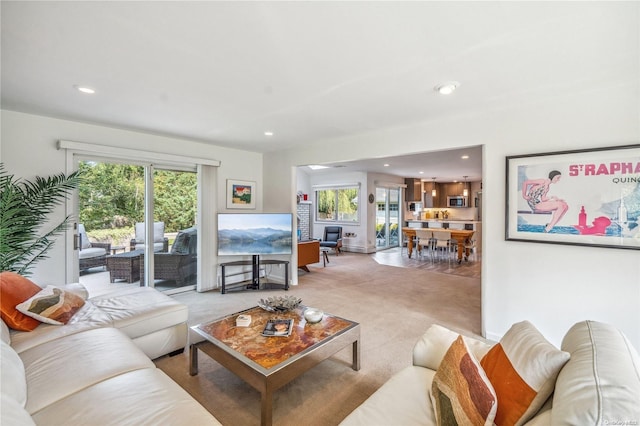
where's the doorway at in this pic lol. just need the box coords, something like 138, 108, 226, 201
375, 187, 400, 250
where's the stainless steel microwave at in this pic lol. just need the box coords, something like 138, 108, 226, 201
447, 196, 468, 207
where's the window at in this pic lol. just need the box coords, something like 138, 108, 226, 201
315, 186, 359, 223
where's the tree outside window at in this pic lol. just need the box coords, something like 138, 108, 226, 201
316, 187, 359, 223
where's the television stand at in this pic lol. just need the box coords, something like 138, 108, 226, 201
219, 256, 289, 294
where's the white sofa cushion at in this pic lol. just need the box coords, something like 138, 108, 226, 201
340, 365, 437, 426
20, 327, 154, 414
1, 394, 36, 426
31, 368, 221, 426
1, 341, 27, 407
552, 320, 640, 425
1, 318, 10, 344
413, 324, 493, 370
9, 301, 112, 354
89, 286, 188, 340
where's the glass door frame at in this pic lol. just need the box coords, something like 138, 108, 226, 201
69, 155, 198, 292
375, 186, 400, 250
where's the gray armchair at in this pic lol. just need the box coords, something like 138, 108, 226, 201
140, 227, 197, 286
320, 226, 343, 255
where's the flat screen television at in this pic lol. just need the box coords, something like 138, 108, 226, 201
217, 213, 293, 256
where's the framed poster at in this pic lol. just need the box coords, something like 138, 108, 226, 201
505, 144, 640, 250
226, 179, 256, 209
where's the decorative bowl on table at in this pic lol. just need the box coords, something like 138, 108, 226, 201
303, 307, 324, 323
257, 295, 302, 312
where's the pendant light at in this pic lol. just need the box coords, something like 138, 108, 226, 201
431, 177, 437, 197
462, 176, 469, 197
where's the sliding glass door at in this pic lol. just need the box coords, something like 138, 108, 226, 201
74, 157, 198, 293
375, 187, 400, 250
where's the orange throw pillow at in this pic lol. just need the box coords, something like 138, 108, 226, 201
480, 321, 570, 426
0, 271, 42, 331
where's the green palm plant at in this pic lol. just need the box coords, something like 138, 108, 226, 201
0, 163, 82, 276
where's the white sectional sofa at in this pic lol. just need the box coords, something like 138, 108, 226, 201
1, 284, 220, 426
340, 320, 640, 426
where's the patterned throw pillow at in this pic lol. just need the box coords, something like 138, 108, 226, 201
431, 335, 497, 426
16, 285, 85, 325
0, 272, 42, 331
480, 321, 570, 426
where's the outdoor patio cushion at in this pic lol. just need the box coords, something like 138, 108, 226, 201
134, 222, 165, 243
170, 227, 197, 254
78, 247, 106, 259
133, 222, 167, 252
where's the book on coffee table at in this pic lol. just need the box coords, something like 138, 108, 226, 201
261, 319, 294, 337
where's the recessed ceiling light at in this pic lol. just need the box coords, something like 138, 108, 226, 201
461, 155, 469, 159
308, 165, 330, 170
383, 163, 390, 167
434, 81, 460, 95
264, 131, 274, 137
74, 85, 95, 94
419, 171, 424, 174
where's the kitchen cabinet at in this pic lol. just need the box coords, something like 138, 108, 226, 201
404, 178, 422, 202
432, 182, 465, 207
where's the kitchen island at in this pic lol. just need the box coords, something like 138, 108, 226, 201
402, 227, 474, 262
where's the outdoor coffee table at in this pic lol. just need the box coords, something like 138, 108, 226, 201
106, 249, 143, 283
189, 305, 360, 426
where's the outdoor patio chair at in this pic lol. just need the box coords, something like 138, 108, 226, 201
130, 221, 169, 252
320, 226, 343, 255
78, 224, 111, 271
140, 227, 197, 286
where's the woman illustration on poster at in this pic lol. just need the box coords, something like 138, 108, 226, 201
521, 170, 569, 233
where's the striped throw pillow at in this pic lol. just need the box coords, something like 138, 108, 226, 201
430, 335, 497, 425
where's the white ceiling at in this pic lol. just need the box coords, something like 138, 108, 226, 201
2, 2, 636, 182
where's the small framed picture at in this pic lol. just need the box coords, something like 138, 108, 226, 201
226, 179, 256, 209
505, 144, 640, 250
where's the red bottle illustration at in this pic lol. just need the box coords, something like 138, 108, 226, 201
578, 206, 587, 227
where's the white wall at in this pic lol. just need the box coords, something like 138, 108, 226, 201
1, 110, 263, 285
263, 66, 640, 349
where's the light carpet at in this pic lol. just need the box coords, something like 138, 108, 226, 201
154, 252, 481, 426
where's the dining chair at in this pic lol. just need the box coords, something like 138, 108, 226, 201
414, 229, 433, 259
431, 230, 452, 262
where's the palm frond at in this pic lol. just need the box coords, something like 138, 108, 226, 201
0, 163, 81, 275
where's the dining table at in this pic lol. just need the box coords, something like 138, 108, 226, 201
402, 227, 475, 263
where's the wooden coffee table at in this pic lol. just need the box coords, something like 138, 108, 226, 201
189, 305, 360, 426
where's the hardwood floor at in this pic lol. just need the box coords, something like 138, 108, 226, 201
370, 246, 481, 279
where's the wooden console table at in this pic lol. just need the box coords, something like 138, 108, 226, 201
297, 239, 321, 271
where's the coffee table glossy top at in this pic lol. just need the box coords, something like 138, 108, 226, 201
191, 305, 358, 372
